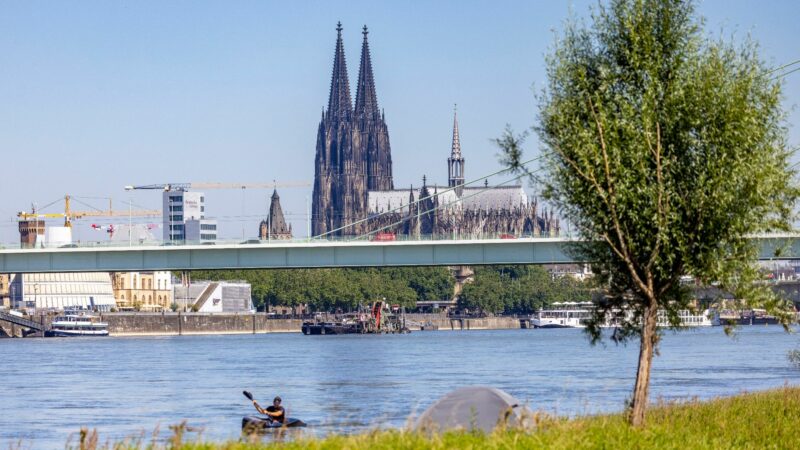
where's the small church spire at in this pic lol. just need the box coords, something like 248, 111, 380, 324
327, 21, 353, 121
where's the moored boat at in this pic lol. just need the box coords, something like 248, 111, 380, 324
45, 312, 109, 337
531, 302, 719, 329
531, 302, 592, 328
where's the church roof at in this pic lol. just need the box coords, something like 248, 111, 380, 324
460, 185, 528, 210
368, 184, 528, 215
368, 189, 413, 214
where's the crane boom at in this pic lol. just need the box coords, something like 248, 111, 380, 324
17, 195, 160, 227
124, 181, 310, 191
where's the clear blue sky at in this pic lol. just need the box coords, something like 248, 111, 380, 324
1, 1, 798, 242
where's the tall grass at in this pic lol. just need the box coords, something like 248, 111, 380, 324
73, 387, 800, 449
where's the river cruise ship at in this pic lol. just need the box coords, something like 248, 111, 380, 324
531, 302, 593, 328
531, 302, 719, 328
45, 312, 109, 337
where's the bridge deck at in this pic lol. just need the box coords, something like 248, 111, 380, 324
0, 235, 796, 273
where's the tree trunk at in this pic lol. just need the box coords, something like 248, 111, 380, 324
629, 303, 658, 426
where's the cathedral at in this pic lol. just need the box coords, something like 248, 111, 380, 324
312, 23, 559, 239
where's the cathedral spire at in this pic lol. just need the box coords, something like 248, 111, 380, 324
327, 21, 353, 121
451, 104, 462, 158
448, 104, 465, 196
355, 25, 379, 120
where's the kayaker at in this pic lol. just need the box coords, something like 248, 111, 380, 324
253, 396, 286, 424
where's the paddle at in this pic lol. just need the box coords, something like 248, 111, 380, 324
243, 390, 270, 418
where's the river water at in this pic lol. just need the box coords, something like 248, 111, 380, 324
2, 326, 799, 448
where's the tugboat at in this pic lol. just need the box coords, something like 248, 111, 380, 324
302, 301, 410, 335
45, 311, 109, 337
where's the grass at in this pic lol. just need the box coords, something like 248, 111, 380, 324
76, 387, 800, 449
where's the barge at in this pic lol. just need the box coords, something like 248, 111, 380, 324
302, 301, 410, 335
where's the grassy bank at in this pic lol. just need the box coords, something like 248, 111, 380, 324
86, 387, 800, 449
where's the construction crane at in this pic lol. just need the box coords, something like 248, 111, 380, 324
17, 195, 160, 228
124, 181, 310, 192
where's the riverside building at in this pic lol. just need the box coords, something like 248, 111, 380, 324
162, 190, 217, 243
9, 273, 116, 311
111, 271, 173, 311
173, 281, 253, 313
0, 274, 10, 309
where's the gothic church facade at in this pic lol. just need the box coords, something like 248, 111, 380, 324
312, 23, 559, 238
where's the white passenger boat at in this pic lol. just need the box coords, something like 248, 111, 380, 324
531, 302, 719, 328
45, 313, 109, 337
531, 302, 593, 328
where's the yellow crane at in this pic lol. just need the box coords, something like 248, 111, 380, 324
17, 195, 161, 228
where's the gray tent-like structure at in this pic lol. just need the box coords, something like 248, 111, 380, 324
413, 386, 534, 433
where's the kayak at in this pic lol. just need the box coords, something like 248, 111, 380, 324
242, 415, 307, 431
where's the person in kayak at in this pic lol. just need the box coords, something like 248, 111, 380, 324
253, 396, 285, 424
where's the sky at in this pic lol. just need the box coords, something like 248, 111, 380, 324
1, 0, 799, 243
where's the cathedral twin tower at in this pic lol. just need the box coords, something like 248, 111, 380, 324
312, 23, 393, 236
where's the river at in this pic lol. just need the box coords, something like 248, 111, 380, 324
2, 326, 798, 448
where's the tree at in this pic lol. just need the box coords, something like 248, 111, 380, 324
499, 0, 797, 426
459, 265, 590, 314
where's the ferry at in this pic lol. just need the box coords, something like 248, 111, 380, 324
531, 302, 719, 328
45, 312, 109, 337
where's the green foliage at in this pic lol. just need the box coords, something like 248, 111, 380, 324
459, 265, 590, 314
500, 0, 797, 340
188, 267, 454, 312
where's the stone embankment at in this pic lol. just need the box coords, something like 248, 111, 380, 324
99, 312, 522, 336
101, 312, 301, 336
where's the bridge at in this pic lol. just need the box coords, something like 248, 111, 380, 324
0, 310, 48, 336
0, 234, 797, 273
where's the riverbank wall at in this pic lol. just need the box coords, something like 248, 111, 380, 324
101, 312, 302, 336
98, 313, 522, 336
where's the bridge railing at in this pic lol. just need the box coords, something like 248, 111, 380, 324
0, 311, 47, 331
0, 231, 571, 251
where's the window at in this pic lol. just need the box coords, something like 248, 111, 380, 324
169, 195, 182, 202
172, 205, 183, 212
200, 224, 216, 231
170, 215, 183, 222
200, 206, 205, 212
200, 196, 205, 203
200, 234, 216, 240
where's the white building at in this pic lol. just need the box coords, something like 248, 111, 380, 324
162, 190, 217, 243
9, 273, 116, 312
173, 281, 253, 313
